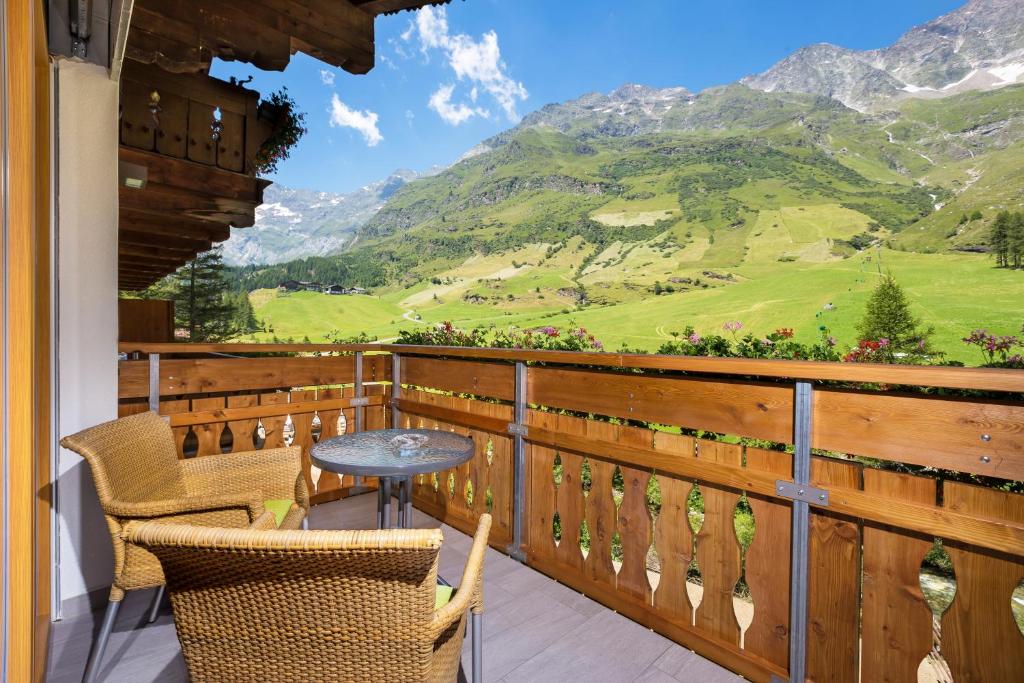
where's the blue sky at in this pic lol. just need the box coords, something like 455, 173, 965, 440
212, 0, 965, 194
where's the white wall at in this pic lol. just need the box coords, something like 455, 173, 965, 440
54, 59, 120, 616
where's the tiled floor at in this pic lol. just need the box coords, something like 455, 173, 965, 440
46, 494, 739, 682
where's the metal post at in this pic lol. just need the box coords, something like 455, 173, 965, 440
148, 353, 160, 413
472, 612, 483, 683
353, 351, 365, 489
786, 381, 813, 683
354, 351, 364, 433
380, 476, 392, 529
391, 353, 401, 428
508, 361, 527, 562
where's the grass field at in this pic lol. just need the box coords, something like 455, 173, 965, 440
245, 249, 1024, 364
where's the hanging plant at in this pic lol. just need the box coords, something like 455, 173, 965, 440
252, 87, 307, 176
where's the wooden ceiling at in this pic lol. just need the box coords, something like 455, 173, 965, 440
118, 0, 454, 290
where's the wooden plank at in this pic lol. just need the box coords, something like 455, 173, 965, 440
225, 394, 259, 452
154, 92, 189, 159
814, 389, 1024, 480
394, 398, 508, 435
166, 395, 382, 427
942, 482, 1024, 683
258, 392, 289, 449
191, 396, 226, 456
121, 79, 156, 150
616, 425, 655, 605
215, 109, 245, 172
402, 356, 515, 401
860, 469, 935, 683
553, 415, 585, 573
186, 100, 217, 165
743, 447, 792, 671
119, 355, 357, 398
118, 341, 380, 354
118, 299, 174, 343
525, 411, 559, 561
807, 457, 861, 683
582, 419, 619, 590
651, 432, 695, 626
529, 367, 793, 444
693, 439, 742, 646
386, 344, 1024, 393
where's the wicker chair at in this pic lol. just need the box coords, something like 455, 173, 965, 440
124, 513, 492, 683
60, 410, 309, 683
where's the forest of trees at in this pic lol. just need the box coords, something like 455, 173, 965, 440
990, 210, 1024, 269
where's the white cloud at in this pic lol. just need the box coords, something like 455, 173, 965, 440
319, 69, 336, 86
328, 93, 383, 147
410, 6, 527, 124
429, 84, 489, 126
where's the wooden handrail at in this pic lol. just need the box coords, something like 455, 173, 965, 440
119, 342, 381, 354
120, 341, 1024, 392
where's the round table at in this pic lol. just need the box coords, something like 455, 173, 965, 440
310, 428, 475, 529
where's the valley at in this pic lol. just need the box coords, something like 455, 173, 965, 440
225, 0, 1024, 365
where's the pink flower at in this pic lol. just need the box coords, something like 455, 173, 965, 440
688, 333, 702, 344
723, 321, 744, 333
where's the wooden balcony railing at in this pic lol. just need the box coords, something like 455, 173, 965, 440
117, 342, 1024, 683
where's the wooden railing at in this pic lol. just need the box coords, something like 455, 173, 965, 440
120, 62, 273, 175
118, 342, 1024, 682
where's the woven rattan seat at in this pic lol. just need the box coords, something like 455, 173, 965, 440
126, 512, 491, 682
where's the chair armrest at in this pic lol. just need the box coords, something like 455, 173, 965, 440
180, 446, 305, 505
105, 492, 263, 521
249, 510, 281, 530
430, 514, 491, 636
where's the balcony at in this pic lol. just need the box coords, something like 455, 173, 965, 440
48, 341, 1024, 681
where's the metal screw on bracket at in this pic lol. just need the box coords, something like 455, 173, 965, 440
818, 493, 826, 501
798, 489, 805, 496
980, 455, 991, 463
981, 434, 992, 442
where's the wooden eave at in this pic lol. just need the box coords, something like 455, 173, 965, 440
118, 147, 269, 290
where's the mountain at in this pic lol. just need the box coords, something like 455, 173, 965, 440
222, 169, 424, 266
236, 0, 1024, 304
742, 0, 1024, 111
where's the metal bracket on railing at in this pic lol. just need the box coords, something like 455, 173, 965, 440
507, 423, 528, 437
148, 353, 160, 413
349, 396, 370, 408
776, 480, 829, 507
508, 361, 528, 563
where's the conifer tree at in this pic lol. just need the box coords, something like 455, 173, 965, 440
991, 211, 1011, 267
170, 246, 234, 342
856, 273, 934, 361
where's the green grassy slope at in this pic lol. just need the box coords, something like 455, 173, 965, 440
238, 85, 1024, 364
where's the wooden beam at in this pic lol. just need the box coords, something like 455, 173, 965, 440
353, 0, 447, 16
119, 147, 268, 202
127, 0, 374, 74
121, 208, 230, 242
120, 228, 212, 251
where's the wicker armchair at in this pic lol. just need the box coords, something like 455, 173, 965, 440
60, 410, 309, 683
124, 513, 492, 683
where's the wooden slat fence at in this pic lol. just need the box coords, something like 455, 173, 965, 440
118, 350, 390, 504
118, 343, 1024, 683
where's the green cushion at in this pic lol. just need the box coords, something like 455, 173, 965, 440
264, 499, 294, 527
435, 584, 454, 610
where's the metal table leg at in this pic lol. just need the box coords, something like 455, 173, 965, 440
399, 476, 413, 528
380, 476, 392, 528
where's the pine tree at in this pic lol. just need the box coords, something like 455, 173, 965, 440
170, 246, 234, 342
856, 273, 934, 361
991, 211, 1011, 268
230, 291, 259, 334
1010, 212, 1024, 270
